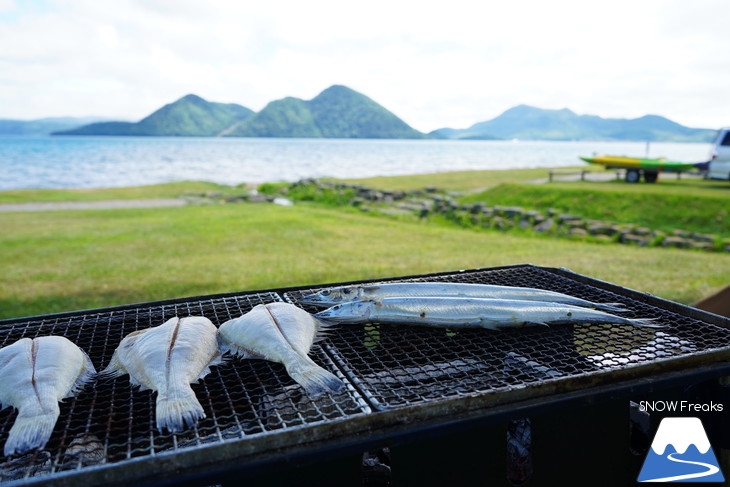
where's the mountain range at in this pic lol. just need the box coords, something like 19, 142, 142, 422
54, 85, 425, 139
0, 85, 714, 142
431, 104, 714, 142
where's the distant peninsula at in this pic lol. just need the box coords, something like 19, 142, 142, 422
11, 85, 712, 142
430, 105, 714, 143
0, 117, 110, 136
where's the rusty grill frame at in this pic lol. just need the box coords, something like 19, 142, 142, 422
0, 264, 729, 486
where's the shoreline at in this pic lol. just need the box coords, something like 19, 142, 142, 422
0, 166, 716, 211
0, 138, 713, 191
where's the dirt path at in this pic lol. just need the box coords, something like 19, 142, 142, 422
0, 198, 186, 212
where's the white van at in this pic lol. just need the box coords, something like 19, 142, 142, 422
707, 127, 730, 180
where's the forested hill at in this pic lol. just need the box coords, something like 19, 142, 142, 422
54, 86, 426, 139
55, 94, 254, 136
225, 85, 426, 139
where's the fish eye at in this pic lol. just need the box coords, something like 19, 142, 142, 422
322, 290, 330, 296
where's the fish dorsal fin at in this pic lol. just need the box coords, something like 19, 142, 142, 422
67, 349, 97, 398
121, 328, 150, 343
502, 321, 550, 329
207, 351, 227, 368
222, 346, 262, 360
0, 340, 30, 408
0, 338, 30, 372
217, 334, 264, 360
194, 351, 228, 382
99, 353, 126, 380
99, 328, 150, 379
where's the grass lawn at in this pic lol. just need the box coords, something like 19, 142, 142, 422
345, 167, 730, 196
0, 181, 240, 204
459, 182, 730, 237
0, 168, 559, 204
341, 166, 587, 192
2, 203, 729, 320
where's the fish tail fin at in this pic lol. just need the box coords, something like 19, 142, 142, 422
313, 316, 338, 343
156, 386, 205, 433
629, 318, 665, 328
4, 405, 60, 456
595, 302, 629, 313
287, 356, 345, 396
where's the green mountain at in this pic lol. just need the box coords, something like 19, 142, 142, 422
55, 94, 254, 136
0, 117, 109, 135
227, 85, 426, 139
50, 91, 710, 142
231, 97, 321, 137
53, 86, 424, 139
431, 105, 715, 142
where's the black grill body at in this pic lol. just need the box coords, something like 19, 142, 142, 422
0, 265, 728, 486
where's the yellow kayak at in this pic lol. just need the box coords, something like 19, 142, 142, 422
580, 155, 698, 170
580, 155, 700, 183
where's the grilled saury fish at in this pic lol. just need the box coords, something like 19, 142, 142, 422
314, 297, 659, 329
300, 282, 627, 312
101, 316, 223, 433
218, 302, 344, 395
0, 336, 96, 456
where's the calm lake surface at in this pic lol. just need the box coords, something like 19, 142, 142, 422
0, 136, 713, 190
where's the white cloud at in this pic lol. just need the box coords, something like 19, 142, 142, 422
1, 0, 729, 130
0, 0, 14, 13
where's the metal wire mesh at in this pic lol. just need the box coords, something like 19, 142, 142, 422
1, 265, 728, 485
0, 292, 367, 484
285, 266, 730, 410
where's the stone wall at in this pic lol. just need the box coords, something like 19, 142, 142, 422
227, 179, 730, 253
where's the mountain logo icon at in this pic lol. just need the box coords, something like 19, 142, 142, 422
638, 417, 725, 482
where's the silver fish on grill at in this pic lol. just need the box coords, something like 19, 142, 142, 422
314, 297, 659, 329
0, 336, 96, 456
218, 302, 344, 395
101, 316, 224, 433
300, 282, 627, 313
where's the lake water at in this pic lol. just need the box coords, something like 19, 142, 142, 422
0, 136, 714, 190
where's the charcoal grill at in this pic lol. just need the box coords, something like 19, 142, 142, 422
1, 264, 728, 486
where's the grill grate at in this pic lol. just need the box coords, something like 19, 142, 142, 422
0, 292, 367, 484
1, 265, 729, 485
285, 266, 730, 410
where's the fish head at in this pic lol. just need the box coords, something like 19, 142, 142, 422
300, 286, 363, 305
314, 301, 373, 324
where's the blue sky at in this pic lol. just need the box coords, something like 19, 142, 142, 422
1, 0, 729, 132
